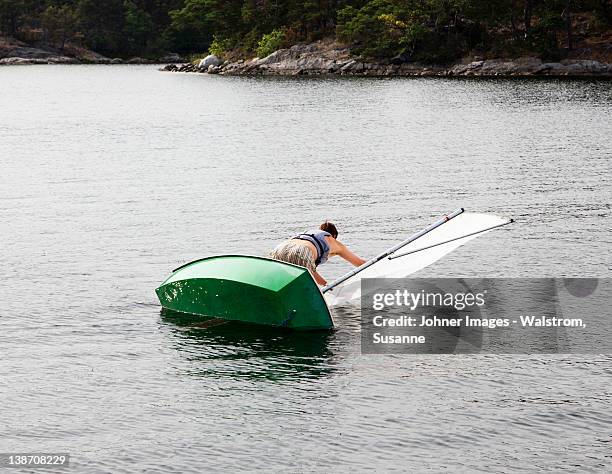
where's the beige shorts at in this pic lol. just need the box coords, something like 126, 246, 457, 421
268, 240, 316, 273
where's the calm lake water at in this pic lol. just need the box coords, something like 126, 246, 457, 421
1, 65, 611, 472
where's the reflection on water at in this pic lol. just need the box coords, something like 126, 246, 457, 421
160, 308, 337, 381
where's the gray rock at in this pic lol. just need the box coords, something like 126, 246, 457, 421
0, 57, 48, 65
536, 62, 566, 74
398, 63, 425, 75
257, 50, 286, 65
159, 53, 184, 63
177, 63, 197, 72
72, 49, 111, 63
464, 60, 483, 71
126, 57, 153, 64
1, 45, 56, 60
339, 59, 356, 72
564, 63, 586, 74
562, 59, 607, 74
47, 56, 79, 64
0, 55, 77, 64
296, 56, 332, 70
199, 54, 221, 69
449, 64, 468, 75
94, 57, 112, 64
480, 59, 515, 75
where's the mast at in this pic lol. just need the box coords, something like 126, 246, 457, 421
322, 208, 465, 293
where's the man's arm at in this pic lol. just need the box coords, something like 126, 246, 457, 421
335, 241, 366, 267
312, 270, 327, 286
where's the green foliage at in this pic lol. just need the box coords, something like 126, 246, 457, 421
0, 0, 26, 36
167, 0, 212, 53
0, 0, 608, 61
529, 8, 564, 60
77, 0, 126, 55
592, 0, 612, 25
123, 1, 154, 52
208, 35, 231, 57
256, 28, 285, 58
337, 2, 399, 58
335, 0, 586, 62
337, 0, 471, 61
41, 4, 78, 50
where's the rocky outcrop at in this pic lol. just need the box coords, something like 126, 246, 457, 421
220, 41, 351, 75
159, 52, 185, 63
0, 55, 78, 65
62, 43, 113, 64
0, 36, 109, 64
161, 39, 612, 78
198, 54, 221, 69
162, 63, 198, 72
447, 57, 612, 76
126, 57, 153, 64
0, 36, 185, 65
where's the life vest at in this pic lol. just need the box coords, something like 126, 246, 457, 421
293, 230, 331, 266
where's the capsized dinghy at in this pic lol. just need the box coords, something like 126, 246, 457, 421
156, 208, 513, 330
156, 255, 333, 330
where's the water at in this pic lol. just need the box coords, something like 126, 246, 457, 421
1, 65, 611, 472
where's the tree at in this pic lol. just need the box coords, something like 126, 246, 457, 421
166, 0, 212, 53
0, 0, 26, 35
124, 0, 154, 53
77, 0, 126, 55
0, 0, 608, 60
42, 4, 78, 50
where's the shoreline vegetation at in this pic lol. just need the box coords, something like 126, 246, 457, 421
1, 1, 610, 77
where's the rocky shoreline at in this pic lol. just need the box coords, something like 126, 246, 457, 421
162, 40, 612, 78
0, 36, 183, 65
3, 34, 610, 77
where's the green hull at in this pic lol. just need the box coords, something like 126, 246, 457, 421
156, 255, 333, 330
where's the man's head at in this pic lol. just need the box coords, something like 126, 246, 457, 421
320, 221, 338, 239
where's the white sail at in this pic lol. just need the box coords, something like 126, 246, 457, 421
325, 212, 510, 306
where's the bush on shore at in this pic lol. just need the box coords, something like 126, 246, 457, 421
256, 29, 285, 58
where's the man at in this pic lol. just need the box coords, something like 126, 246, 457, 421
269, 221, 366, 286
